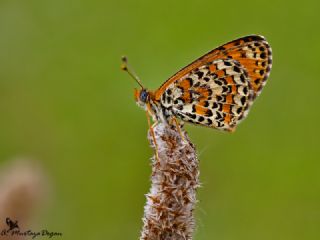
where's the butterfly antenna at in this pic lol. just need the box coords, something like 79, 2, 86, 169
121, 56, 144, 89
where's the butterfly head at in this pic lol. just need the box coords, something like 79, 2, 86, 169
134, 88, 149, 109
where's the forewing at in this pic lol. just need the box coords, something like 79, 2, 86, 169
160, 59, 253, 131
155, 35, 272, 100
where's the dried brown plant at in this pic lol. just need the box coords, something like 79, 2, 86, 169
140, 123, 200, 240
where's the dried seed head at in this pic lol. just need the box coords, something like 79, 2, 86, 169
140, 123, 200, 240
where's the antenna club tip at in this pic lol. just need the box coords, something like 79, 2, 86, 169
121, 65, 127, 71
121, 56, 128, 63
121, 56, 128, 71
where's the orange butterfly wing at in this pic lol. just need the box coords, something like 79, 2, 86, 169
155, 35, 272, 101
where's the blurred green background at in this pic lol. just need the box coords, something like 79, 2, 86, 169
0, 0, 319, 239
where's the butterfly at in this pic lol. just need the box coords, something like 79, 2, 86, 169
122, 35, 272, 132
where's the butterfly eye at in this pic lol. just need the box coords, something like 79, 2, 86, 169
140, 90, 148, 103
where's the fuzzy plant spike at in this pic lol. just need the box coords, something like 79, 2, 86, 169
140, 123, 200, 240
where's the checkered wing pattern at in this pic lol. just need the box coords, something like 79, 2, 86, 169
156, 35, 272, 131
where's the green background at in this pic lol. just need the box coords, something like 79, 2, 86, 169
0, 0, 319, 239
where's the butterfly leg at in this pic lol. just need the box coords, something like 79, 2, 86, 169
172, 116, 186, 143
145, 110, 159, 161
